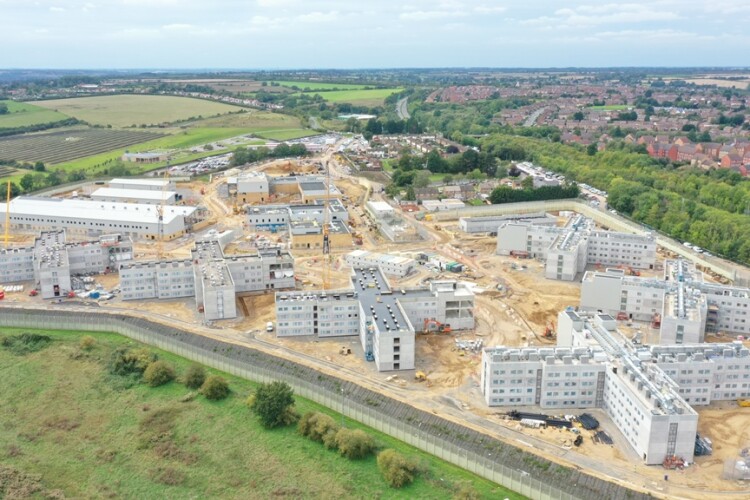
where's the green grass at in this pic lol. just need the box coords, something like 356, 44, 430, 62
0, 100, 70, 129
0, 327, 522, 499
254, 128, 318, 141
271, 80, 369, 91
190, 110, 303, 130
312, 88, 403, 106
587, 105, 629, 111
34, 95, 244, 127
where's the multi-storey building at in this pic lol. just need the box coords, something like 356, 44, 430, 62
481, 310, 699, 465
120, 239, 295, 321
496, 215, 656, 280
344, 250, 416, 277
458, 212, 557, 234
0, 230, 133, 298
275, 267, 474, 371
581, 259, 750, 343
245, 199, 349, 231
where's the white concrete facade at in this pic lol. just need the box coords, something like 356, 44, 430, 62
496, 215, 656, 281
345, 250, 416, 277
481, 310, 700, 465
458, 212, 557, 233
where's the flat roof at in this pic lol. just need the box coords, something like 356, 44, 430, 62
367, 201, 394, 212
110, 178, 172, 187
299, 181, 327, 192
1, 197, 196, 225
351, 268, 411, 334
91, 187, 177, 201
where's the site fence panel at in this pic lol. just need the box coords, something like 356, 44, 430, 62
0, 308, 648, 500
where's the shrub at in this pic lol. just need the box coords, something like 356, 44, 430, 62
79, 335, 96, 351
378, 449, 417, 488
335, 428, 375, 459
453, 481, 479, 500
250, 381, 298, 429
1, 333, 52, 355
143, 361, 176, 387
183, 364, 206, 389
200, 375, 230, 401
298, 412, 339, 444
108, 347, 157, 376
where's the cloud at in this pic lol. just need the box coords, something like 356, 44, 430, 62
49, 6, 65, 12
474, 5, 506, 14
522, 3, 682, 27
296, 10, 339, 23
400, 10, 467, 21
162, 23, 193, 31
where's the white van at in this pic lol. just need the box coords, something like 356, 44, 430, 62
266, 322, 274, 332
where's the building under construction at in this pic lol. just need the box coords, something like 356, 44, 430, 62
274, 266, 474, 371
120, 238, 295, 321
581, 259, 750, 343
0, 230, 133, 298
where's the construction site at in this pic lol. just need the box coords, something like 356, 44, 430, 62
4, 145, 750, 498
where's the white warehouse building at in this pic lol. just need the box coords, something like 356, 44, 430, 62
109, 177, 176, 192
0, 196, 203, 240
458, 212, 557, 234
90, 187, 178, 206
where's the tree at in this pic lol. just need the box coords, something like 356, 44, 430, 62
586, 143, 598, 156
201, 375, 230, 400
19, 173, 34, 192
33, 161, 45, 172
298, 411, 339, 447
521, 175, 534, 190
572, 111, 584, 121
442, 174, 454, 184
183, 364, 206, 389
143, 360, 176, 387
377, 449, 417, 488
250, 381, 298, 428
404, 186, 416, 201
335, 428, 375, 459
412, 170, 431, 188
0, 102, 8, 115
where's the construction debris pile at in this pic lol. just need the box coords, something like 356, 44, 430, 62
454, 338, 483, 352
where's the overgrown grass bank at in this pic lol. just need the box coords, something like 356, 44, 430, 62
0, 327, 523, 499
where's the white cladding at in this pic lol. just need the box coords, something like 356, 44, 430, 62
91, 187, 177, 205
496, 215, 656, 281
345, 250, 415, 277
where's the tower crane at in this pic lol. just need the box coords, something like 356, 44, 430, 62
322, 159, 331, 290
156, 170, 170, 259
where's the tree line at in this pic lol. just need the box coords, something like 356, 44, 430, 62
231, 143, 310, 166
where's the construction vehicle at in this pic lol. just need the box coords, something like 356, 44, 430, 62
0, 288, 4, 300
543, 321, 556, 339
28, 289, 38, 297
738, 399, 750, 407
339, 346, 352, 356
67, 291, 76, 299
616, 311, 629, 321
423, 318, 452, 334
651, 313, 662, 328
626, 266, 641, 276
415, 371, 427, 382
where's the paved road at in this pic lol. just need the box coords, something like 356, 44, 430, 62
523, 107, 547, 127
396, 97, 410, 120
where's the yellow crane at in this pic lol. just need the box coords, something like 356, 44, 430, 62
322, 160, 331, 290
155, 170, 170, 259
4, 181, 10, 248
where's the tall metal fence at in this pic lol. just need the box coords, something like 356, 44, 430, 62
0, 308, 649, 500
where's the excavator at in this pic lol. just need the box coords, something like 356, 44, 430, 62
423, 318, 452, 334
543, 321, 556, 339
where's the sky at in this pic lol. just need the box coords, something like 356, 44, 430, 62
1, 0, 749, 69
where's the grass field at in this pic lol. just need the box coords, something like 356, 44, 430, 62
272, 80, 369, 91
306, 88, 404, 106
191, 110, 302, 129
254, 128, 318, 141
587, 105, 629, 111
0, 327, 522, 499
0, 100, 70, 129
34, 95, 244, 127
0, 128, 164, 164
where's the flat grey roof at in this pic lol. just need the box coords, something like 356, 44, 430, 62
299, 181, 327, 192
351, 268, 409, 334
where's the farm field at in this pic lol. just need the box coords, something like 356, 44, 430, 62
0, 327, 520, 499
193, 110, 302, 129
272, 80, 369, 91
254, 128, 318, 141
0, 100, 70, 129
302, 88, 404, 106
34, 95, 244, 127
0, 128, 164, 164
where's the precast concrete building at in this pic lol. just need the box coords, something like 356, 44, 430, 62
275, 267, 474, 371
481, 310, 699, 465
120, 238, 295, 321
458, 212, 557, 233
0, 230, 133, 298
581, 259, 750, 343
90, 187, 178, 206
345, 250, 416, 277
496, 214, 656, 280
